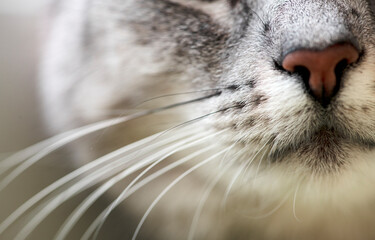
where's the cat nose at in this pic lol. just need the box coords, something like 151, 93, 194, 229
282, 43, 359, 107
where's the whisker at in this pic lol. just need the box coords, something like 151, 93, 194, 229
0, 116, 141, 192
242, 192, 290, 219
252, 143, 272, 187
293, 182, 302, 222
0, 127, 198, 237
1, 91, 228, 239
134, 84, 240, 108
0, 138, 54, 176
81, 145, 218, 240
55, 131, 224, 240
89, 130, 227, 240
146, 93, 221, 114
10, 129, 204, 240
131, 146, 232, 240
187, 144, 242, 240
0, 93, 219, 192
221, 139, 271, 208
0, 116, 127, 179
219, 139, 242, 168
6, 102, 229, 239
244, 140, 274, 180
134, 89, 222, 107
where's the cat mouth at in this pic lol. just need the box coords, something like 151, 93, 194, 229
268, 126, 375, 168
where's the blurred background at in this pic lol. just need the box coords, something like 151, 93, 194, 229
0, 0, 50, 155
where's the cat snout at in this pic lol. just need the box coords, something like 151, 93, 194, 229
281, 43, 359, 107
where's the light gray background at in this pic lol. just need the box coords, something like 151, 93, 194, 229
0, 1, 50, 154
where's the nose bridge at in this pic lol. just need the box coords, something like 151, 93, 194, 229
271, 0, 351, 56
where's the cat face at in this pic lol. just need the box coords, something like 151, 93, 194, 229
41, 0, 375, 172
201, 0, 375, 171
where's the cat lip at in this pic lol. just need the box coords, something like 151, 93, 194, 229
302, 126, 371, 148
268, 126, 375, 163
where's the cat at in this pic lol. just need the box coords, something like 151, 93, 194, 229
2, 0, 375, 239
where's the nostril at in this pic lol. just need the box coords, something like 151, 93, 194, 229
334, 59, 349, 83
294, 66, 311, 92
332, 59, 349, 96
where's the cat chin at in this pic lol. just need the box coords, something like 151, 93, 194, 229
198, 148, 375, 239
218, 124, 375, 174
267, 128, 374, 168
230, 147, 375, 209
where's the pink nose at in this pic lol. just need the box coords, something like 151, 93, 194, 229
282, 43, 359, 106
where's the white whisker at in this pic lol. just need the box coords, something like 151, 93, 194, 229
252, 143, 271, 187
131, 146, 232, 240
187, 149, 239, 240
245, 140, 273, 181
0, 115, 143, 192
242, 192, 290, 219
0, 96, 214, 191
89, 130, 227, 240
293, 182, 302, 222
10, 129, 203, 240
221, 140, 270, 208
218, 139, 241, 168
0, 138, 54, 176
54, 130, 223, 240
0, 127, 197, 237
81, 145, 217, 240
